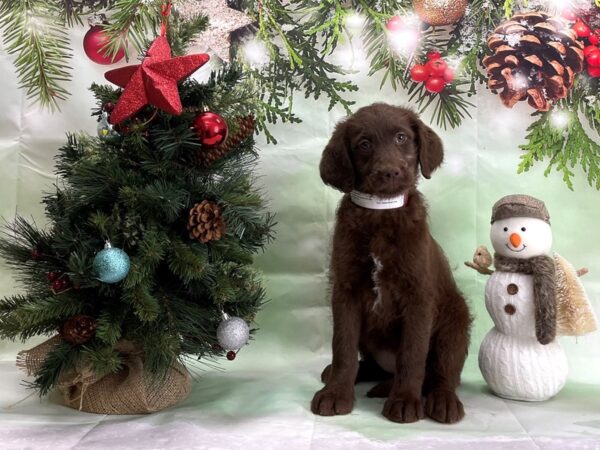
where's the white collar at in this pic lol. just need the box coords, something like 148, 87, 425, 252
350, 190, 407, 210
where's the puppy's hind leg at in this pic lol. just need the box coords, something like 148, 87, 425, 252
321, 357, 390, 384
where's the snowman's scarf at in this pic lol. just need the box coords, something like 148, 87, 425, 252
494, 254, 557, 345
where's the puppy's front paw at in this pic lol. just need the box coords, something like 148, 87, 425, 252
311, 386, 354, 416
320, 364, 332, 384
425, 389, 464, 424
382, 394, 424, 423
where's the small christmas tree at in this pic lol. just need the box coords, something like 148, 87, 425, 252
0, 12, 273, 412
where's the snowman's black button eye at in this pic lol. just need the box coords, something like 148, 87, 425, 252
503, 227, 508, 232
521, 227, 526, 232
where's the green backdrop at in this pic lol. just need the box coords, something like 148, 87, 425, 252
0, 28, 599, 390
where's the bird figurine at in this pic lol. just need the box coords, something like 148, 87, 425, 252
464, 245, 494, 275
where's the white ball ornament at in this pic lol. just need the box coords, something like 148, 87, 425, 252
217, 316, 250, 353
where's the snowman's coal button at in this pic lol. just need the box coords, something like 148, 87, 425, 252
504, 304, 516, 315
507, 283, 519, 295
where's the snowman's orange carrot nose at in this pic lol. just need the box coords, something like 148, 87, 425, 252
509, 233, 522, 248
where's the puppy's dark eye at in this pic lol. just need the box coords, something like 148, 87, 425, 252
503, 227, 508, 232
395, 133, 407, 144
521, 227, 526, 232
358, 139, 372, 151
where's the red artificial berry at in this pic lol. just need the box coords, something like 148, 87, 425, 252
103, 102, 115, 113
573, 21, 591, 38
51, 279, 64, 292
410, 64, 430, 82
31, 248, 41, 261
588, 66, 600, 77
386, 16, 404, 32
212, 343, 222, 351
443, 67, 455, 83
425, 58, 448, 77
561, 9, 577, 21
584, 45, 600, 57
47, 271, 60, 282
587, 51, 600, 67
425, 76, 446, 93
426, 50, 441, 60
589, 34, 600, 46
226, 351, 237, 361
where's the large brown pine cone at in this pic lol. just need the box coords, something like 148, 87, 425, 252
187, 200, 226, 243
60, 315, 97, 345
483, 12, 585, 111
195, 116, 256, 166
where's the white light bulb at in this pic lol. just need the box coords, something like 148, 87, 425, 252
551, 110, 570, 129
345, 12, 366, 34
242, 39, 270, 69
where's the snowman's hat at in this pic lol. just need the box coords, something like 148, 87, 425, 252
491, 194, 550, 224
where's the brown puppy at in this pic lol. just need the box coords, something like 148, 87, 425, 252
311, 104, 471, 424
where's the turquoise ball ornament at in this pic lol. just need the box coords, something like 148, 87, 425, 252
93, 243, 130, 284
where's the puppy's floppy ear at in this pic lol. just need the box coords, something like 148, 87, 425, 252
412, 116, 444, 179
319, 121, 354, 193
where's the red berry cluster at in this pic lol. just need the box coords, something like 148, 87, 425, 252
410, 51, 454, 93
563, 10, 600, 78
47, 271, 73, 294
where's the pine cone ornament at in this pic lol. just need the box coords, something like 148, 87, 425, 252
483, 12, 585, 111
60, 315, 97, 345
187, 200, 226, 243
195, 116, 256, 166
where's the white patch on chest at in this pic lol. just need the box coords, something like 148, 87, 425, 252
371, 254, 383, 311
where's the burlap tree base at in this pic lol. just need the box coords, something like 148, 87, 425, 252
18, 337, 191, 414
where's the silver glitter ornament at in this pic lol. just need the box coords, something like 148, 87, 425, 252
217, 316, 250, 351
97, 112, 120, 142
93, 242, 130, 284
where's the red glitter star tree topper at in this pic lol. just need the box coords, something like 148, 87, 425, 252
104, 3, 210, 124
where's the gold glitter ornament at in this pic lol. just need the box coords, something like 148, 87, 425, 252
413, 0, 468, 26
177, 0, 254, 62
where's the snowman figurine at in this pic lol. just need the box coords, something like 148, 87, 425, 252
478, 194, 568, 402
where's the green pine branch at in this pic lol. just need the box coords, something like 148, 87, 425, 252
0, 0, 72, 109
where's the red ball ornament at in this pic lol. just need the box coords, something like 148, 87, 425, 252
226, 350, 237, 361
573, 21, 591, 38
51, 279, 65, 292
589, 34, 599, 46
425, 77, 446, 93
588, 66, 600, 77
587, 51, 600, 68
83, 25, 125, 65
386, 16, 404, 32
410, 65, 430, 82
443, 67, 455, 83
425, 59, 448, 77
193, 112, 228, 148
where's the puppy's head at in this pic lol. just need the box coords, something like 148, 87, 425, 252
319, 104, 444, 196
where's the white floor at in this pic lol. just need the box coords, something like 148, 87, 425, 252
1, 361, 600, 449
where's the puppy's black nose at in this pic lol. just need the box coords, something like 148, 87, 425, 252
378, 169, 401, 179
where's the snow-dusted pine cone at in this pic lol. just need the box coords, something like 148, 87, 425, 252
187, 200, 226, 243
60, 315, 97, 345
483, 12, 585, 111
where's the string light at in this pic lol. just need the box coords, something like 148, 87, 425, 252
345, 12, 366, 35
551, 110, 571, 129
241, 39, 270, 69
386, 13, 421, 57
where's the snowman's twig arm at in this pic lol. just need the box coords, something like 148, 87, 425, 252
464, 261, 494, 275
